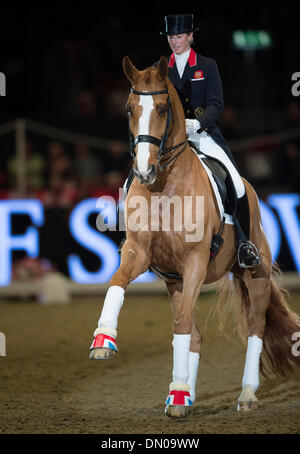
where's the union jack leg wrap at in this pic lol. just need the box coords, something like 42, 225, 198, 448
165, 388, 193, 408
90, 333, 118, 353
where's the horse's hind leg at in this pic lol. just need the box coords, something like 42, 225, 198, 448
89, 239, 150, 360
234, 254, 272, 411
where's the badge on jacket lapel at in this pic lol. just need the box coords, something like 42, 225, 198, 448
192, 70, 204, 81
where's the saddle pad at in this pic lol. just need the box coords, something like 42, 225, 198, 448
192, 149, 234, 225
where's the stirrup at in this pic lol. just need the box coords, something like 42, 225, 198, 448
238, 241, 261, 269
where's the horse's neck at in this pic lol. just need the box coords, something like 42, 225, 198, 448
149, 143, 193, 194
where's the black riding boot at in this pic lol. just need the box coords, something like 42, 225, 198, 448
235, 193, 260, 268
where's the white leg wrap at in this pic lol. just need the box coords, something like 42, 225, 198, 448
242, 335, 263, 392
98, 285, 125, 332
187, 351, 200, 403
172, 334, 191, 385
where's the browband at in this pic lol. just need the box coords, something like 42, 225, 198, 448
130, 88, 168, 96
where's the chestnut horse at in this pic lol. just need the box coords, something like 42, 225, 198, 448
89, 56, 300, 418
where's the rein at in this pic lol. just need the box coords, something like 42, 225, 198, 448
128, 87, 187, 171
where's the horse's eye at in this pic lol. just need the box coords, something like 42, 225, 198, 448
157, 104, 167, 116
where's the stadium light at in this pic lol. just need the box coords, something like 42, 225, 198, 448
233, 30, 272, 50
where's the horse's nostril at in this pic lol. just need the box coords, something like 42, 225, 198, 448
148, 165, 156, 177
146, 165, 157, 184
134, 165, 156, 185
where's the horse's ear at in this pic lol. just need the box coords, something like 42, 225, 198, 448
157, 55, 168, 81
123, 56, 139, 84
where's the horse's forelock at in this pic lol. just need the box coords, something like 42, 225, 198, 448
138, 67, 165, 89
143, 68, 153, 86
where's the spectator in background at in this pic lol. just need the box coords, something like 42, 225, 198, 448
74, 143, 102, 196
43, 141, 78, 207
103, 140, 131, 178
76, 90, 98, 117
285, 100, 300, 129
105, 170, 124, 199
218, 105, 242, 141
276, 100, 300, 192
105, 76, 130, 118
7, 139, 45, 192
46, 141, 74, 183
42, 175, 78, 208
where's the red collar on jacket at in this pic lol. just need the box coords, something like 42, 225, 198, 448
168, 48, 197, 68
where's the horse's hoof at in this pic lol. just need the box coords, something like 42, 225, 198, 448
89, 347, 117, 360
165, 384, 192, 418
237, 385, 258, 411
237, 400, 258, 411
165, 405, 190, 418
89, 330, 118, 360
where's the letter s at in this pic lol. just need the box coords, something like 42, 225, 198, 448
68, 198, 119, 284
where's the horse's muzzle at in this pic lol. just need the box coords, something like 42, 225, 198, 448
133, 165, 157, 185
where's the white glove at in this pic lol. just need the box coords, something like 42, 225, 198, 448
185, 119, 201, 135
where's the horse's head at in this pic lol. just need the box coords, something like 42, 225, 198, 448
123, 55, 171, 186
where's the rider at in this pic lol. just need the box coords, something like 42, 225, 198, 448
121, 13, 260, 269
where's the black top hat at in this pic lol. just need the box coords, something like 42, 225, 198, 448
160, 14, 199, 35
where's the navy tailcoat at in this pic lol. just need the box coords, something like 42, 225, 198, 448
154, 49, 236, 165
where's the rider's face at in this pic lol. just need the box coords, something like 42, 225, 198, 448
167, 33, 193, 55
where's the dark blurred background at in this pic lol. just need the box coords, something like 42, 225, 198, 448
0, 2, 300, 278
1, 2, 300, 198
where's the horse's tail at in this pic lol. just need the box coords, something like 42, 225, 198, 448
261, 269, 300, 377
214, 265, 300, 377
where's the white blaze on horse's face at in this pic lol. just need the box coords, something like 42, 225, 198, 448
137, 95, 154, 176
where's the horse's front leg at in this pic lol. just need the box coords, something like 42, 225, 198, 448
166, 281, 202, 412
165, 254, 208, 418
89, 239, 150, 360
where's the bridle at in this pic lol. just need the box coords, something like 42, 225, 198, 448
128, 87, 187, 171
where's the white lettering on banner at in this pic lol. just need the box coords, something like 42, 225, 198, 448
68, 198, 119, 283
0, 200, 44, 286
268, 194, 300, 273
0, 193, 299, 285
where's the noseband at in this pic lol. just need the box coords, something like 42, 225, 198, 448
129, 87, 187, 171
